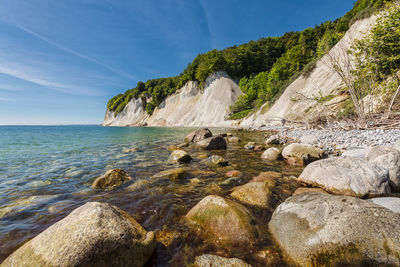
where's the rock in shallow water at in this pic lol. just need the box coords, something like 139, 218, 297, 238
1, 202, 156, 267
261, 147, 281, 161
298, 156, 390, 197
168, 150, 192, 164
230, 182, 272, 208
185, 128, 212, 143
152, 167, 187, 182
185, 195, 260, 246
92, 169, 131, 190
228, 136, 240, 143
269, 192, 400, 266
194, 254, 252, 267
196, 136, 227, 150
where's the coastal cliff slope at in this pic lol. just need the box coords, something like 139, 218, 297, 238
103, 71, 242, 127
241, 15, 378, 126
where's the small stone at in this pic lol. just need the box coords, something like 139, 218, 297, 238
194, 254, 252, 267
254, 145, 266, 151
207, 155, 228, 166
282, 143, 325, 166
228, 136, 240, 143
92, 169, 131, 190
244, 142, 256, 150
220, 177, 242, 186
265, 135, 280, 145
168, 150, 192, 164
261, 147, 281, 161
124, 147, 139, 153
226, 133, 233, 137
152, 168, 187, 182
225, 170, 242, 178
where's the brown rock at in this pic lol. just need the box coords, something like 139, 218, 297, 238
92, 169, 131, 190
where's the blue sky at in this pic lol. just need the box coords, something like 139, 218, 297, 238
0, 0, 354, 125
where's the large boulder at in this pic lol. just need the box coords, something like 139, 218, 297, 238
185, 195, 260, 245
92, 169, 131, 190
230, 182, 272, 208
282, 143, 324, 166
298, 156, 390, 197
168, 150, 192, 164
269, 192, 400, 266
194, 254, 252, 267
261, 147, 281, 161
369, 197, 400, 213
185, 128, 212, 143
1, 202, 156, 267
366, 146, 400, 190
341, 147, 370, 159
196, 136, 227, 150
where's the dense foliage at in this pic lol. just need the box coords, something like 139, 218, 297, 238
107, 0, 389, 117
350, 1, 400, 115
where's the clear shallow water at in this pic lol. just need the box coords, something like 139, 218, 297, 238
0, 125, 303, 266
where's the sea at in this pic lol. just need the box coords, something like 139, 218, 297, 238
0, 125, 302, 266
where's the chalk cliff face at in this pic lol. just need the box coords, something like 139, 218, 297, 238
241, 15, 378, 126
103, 71, 242, 127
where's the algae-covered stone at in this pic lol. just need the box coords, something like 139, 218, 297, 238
92, 169, 131, 190
186, 195, 260, 245
168, 150, 192, 164
194, 254, 252, 267
185, 128, 212, 143
230, 182, 272, 208
1, 202, 156, 267
269, 192, 400, 266
196, 136, 227, 150
298, 156, 390, 197
282, 143, 324, 166
208, 155, 228, 166
152, 168, 187, 182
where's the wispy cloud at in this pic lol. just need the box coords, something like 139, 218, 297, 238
14, 23, 137, 81
199, 0, 217, 49
0, 97, 15, 102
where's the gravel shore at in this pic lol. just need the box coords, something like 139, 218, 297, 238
278, 128, 400, 152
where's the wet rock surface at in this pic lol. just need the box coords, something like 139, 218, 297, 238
1, 202, 156, 267
92, 169, 131, 190
269, 192, 400, 266
196, 136, 227, 150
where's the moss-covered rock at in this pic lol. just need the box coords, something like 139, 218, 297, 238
152, 167, 188, 182
269, 193, 400, 266
186, 195, 260, 245
1, 202, 156, 267
92, 169, 131, 190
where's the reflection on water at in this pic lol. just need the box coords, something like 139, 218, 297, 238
0, 125, 303, 266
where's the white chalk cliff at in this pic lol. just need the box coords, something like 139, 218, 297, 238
104, 14, 379, 128
103, 71, 242, 127
241, 15, 378, 126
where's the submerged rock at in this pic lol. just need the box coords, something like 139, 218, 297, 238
124, 147, 140, 153
92, 169, 131, 190
298, 156, 390, 197
228, 136, 240, 143
225, 170, 242, 178
208, 155, 228, 166
185, 128, 212, 143
152, 168, 187, 182
269, 192, 400, 266
186, 195, 260, 245
168, 150, 192, 164
220, 177, 242, 186
244, 142, 256, 150
230, 182, 272, 208
1, 202, 156, 267
366, 146, 400, 190
194, 254, 252, 267
282, 143, 324, 166
196, 136, 227, 150
261, 147, 281, 161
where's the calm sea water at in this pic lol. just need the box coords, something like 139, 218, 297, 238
0, 125, 303, 266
